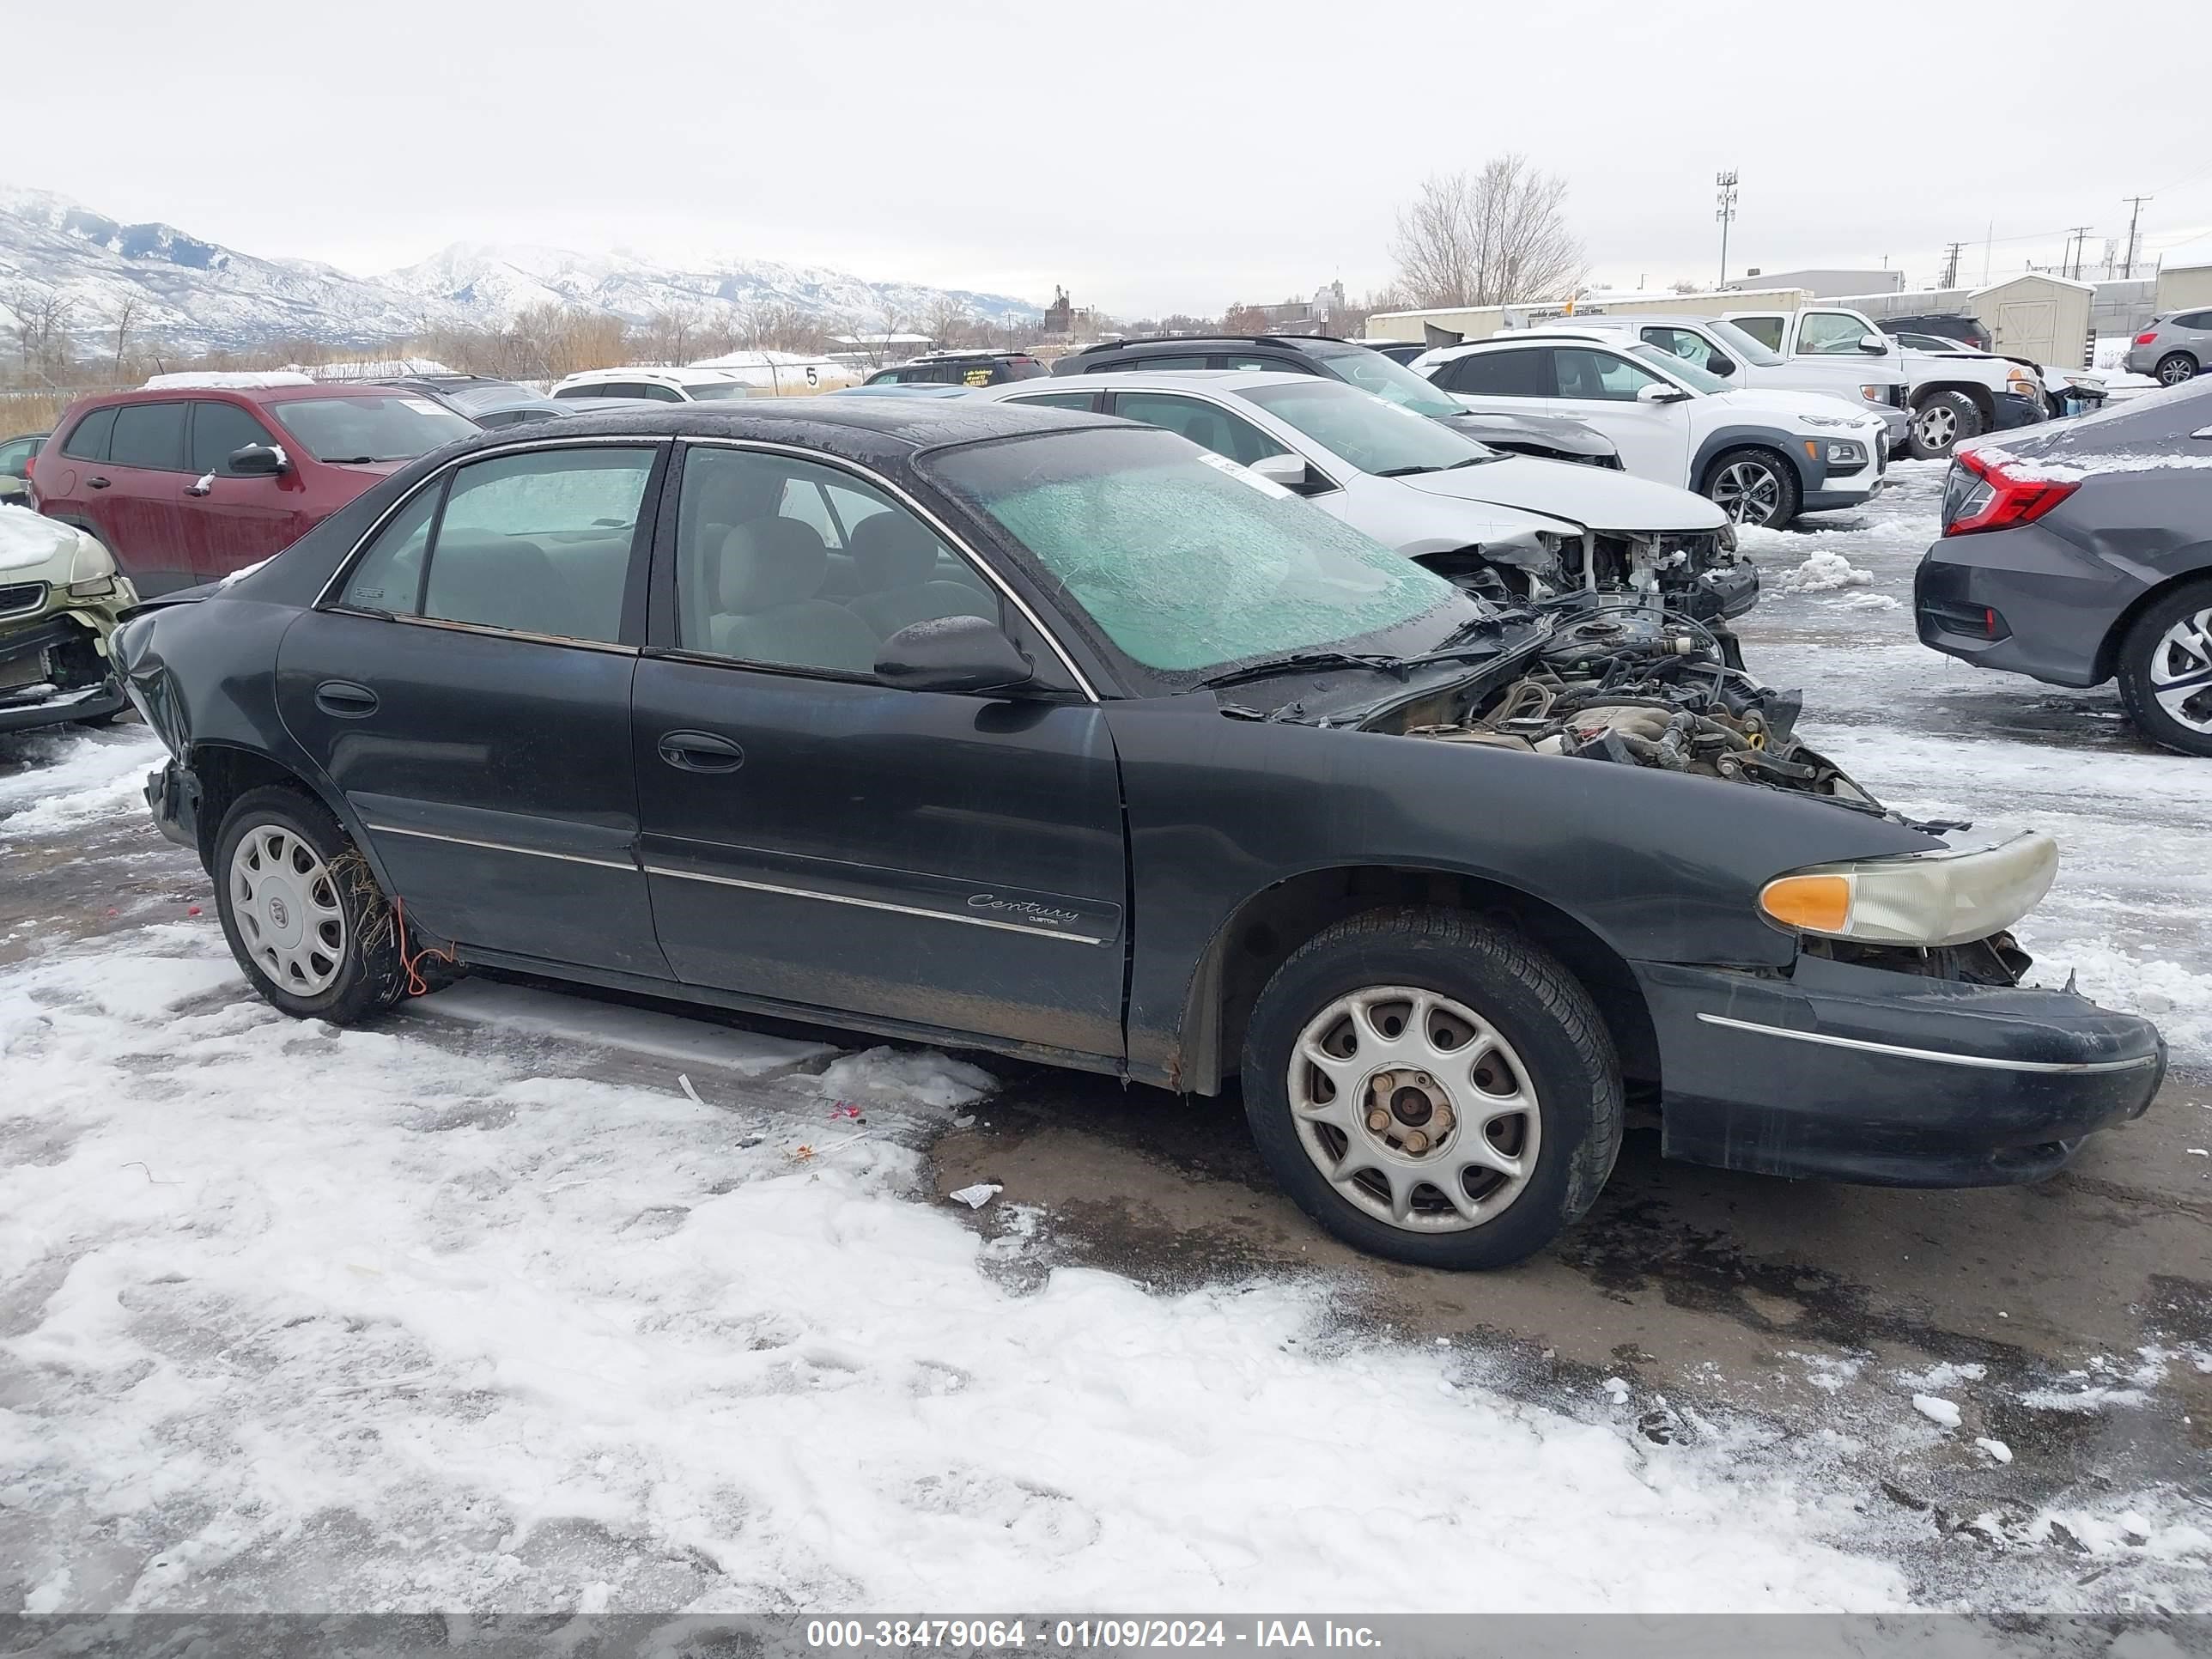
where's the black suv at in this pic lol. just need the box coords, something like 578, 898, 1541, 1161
1878, 314, 1993, 353
1056, 335, 1620, 469
864, 351, 1047, 388
374, 375, 573, 431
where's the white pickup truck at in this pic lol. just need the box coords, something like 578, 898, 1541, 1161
1720, 304, 2047, 460
1547, 313, 1910, 455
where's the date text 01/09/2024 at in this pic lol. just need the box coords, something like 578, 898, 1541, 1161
802, 1620, 1384, 1650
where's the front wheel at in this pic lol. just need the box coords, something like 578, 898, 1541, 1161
2156, 352, 2198, 387
1703, 447, 1801, 528
213, 785, 408, 1022
1240, 908, 1622, 1270
2117, 580, 2212, 757
1906, 390, 1983, 460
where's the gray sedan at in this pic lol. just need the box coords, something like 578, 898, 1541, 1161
1914, 378, 2212, 754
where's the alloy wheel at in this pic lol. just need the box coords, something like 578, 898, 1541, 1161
1286, 985, 1541, 1233
229, 823, 349, 996
2158, 355, 2197, 386
1914, 404, 1959, 451
1711, 460, 1784, 525
2148, 606, 2212, 734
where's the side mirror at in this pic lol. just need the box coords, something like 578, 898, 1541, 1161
875, 614, 1036, 696
1857, 333, 1889, 354
228, 443, 289, 476
1637, 382, 1691, 404
1249, 453, 1323, 493
1706, 353, 1736, 377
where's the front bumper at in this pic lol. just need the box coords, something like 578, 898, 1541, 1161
144, 757, 203, 853
1639, 954, 2164, 1186
1914, 528, 2126, 687
1991, 390, 2047, 433
0, 611, 130, 734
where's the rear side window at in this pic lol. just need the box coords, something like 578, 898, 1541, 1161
420, 447, 657, 642
1443, 349, 1551, 397
1092, 354, 1206, 373
109, 402, 189, 471
189, 401, 281, 475
2178, 312, 2212, 331
61, 406, 118, 462
338, 487, 440, 615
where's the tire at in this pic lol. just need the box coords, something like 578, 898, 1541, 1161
1906, 390, 1983, 460
2116, 580, 2212, 758
1702, 447, 1801, 528
213, 785, 407, 1023
1239, 907, 1622, 1271
2155, 352, 2198, 387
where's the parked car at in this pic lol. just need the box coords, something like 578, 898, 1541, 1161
1889, 332, 2108, 418
979, 370, 1753, 622
1721, 304, 2045, 459
1880, 313, 1995, 352
864, 350, 1047, 387
1915, 378, 2212, 756
0, 431, 47, 505
1058, 333, 1623, 467
28, 376, 478, 594
376, 374, 574, 430
1413, 336, 1889, 527
0, 503, 139, 732
831, 383, 978, 398
2124, 312, 2211, 386
111, 398, 2165, 1269
1547, 315, 1910, 452
550, 368, 755, 403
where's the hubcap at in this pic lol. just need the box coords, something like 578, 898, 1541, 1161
1287, 985, 1541, 1233
2148, 606, 2212, 733
1915, 404, 1958, 449
1711, 460, 1783, 525
2160, 357, 2196, 386
229, 823, 348, 995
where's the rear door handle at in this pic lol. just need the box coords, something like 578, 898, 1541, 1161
314, 679, 380, 718
86, 476, 111, 489
658, 730, 744, 773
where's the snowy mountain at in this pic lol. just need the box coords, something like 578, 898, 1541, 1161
0, 185, 1041, 356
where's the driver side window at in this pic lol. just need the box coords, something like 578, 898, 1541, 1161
1552, 348, 1660, 401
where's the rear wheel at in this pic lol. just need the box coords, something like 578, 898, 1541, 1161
1702, 447, 1800, 528
1907, 390, 1983, 459
213, 786, 407, 1022
1240, 908, 1621, 1270
2117, 580, 2212, 757
2155, 352, 2198, 387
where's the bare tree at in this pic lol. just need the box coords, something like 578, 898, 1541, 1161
111, 294, 143, 376
1389, 155, 1583, 308
7, 285, 78, 384
923, 295, 974, 352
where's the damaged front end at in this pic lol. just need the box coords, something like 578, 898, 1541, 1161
1373, 599, 1893, 817
1422, 523, 1758, 629
0, 511, 140, 735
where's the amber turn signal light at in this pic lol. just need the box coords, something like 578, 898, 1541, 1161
1758, 872, 1853, 935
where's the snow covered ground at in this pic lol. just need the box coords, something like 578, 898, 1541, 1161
3, 460, 2209, 1617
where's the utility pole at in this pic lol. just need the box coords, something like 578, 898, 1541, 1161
2121, 196, 2151, 279
1715, 171, 1738, 290
1940, 241, 1965, 289
2063, 226, 2093, 281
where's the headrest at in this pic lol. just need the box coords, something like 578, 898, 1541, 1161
716, 518, 828, 612
688, 459, 785, 529
848, 510, 940, 589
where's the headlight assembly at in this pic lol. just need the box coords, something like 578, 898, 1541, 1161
1759, 832, 2057, 947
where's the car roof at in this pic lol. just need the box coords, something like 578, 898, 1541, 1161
73, 380, 412, 409
998, 368, 1317, 395
556, 366, 745, 384
1070, 334, 1352, 356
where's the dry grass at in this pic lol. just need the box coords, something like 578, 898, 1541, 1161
0, 390, 76, 437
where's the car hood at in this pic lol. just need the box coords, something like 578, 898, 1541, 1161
1704, 386, 1888, 427
1397, 456, 1727, 534
1437, 410, 1613, 460
0, 503, 85, 579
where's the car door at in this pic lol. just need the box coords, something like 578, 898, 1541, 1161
1540, 347, 1694, 485
630, 441, 1127, 1060
180, 398, 317, 580
277, 440, 672, 977
88, 401, 197, 592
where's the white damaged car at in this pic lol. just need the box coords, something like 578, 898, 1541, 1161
0, 503, 141, 733
979, 370, 1759, 624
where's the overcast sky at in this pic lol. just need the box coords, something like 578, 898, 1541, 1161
11, 0, 2209, 315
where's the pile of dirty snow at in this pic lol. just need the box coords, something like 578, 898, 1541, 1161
1778, 551, 1875, 593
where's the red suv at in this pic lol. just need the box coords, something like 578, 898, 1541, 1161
30, 378, 476, 594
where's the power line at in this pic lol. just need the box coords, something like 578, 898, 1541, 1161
1940, 241, 1965, 289
1714, 171, 1738, 290
2063, 225, 2094, 281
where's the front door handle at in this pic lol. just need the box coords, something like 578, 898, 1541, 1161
658, 730, 744, 773
86, 476, 111, 489
314, 679, 380, 718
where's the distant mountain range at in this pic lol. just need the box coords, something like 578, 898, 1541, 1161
0, 185, 1042, 356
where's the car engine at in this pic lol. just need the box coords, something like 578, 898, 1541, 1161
1392, 602, 1887, 811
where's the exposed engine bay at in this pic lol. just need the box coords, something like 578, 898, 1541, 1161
1371, 601, 1896, 815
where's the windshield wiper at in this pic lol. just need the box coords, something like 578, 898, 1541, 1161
1193, 651, 1412, 690
1371, 464, 1442, 478
319, 455, 378, 465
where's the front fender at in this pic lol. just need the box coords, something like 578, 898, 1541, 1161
1688, 424, 1816, 493
1103, 696, 1936, 1088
